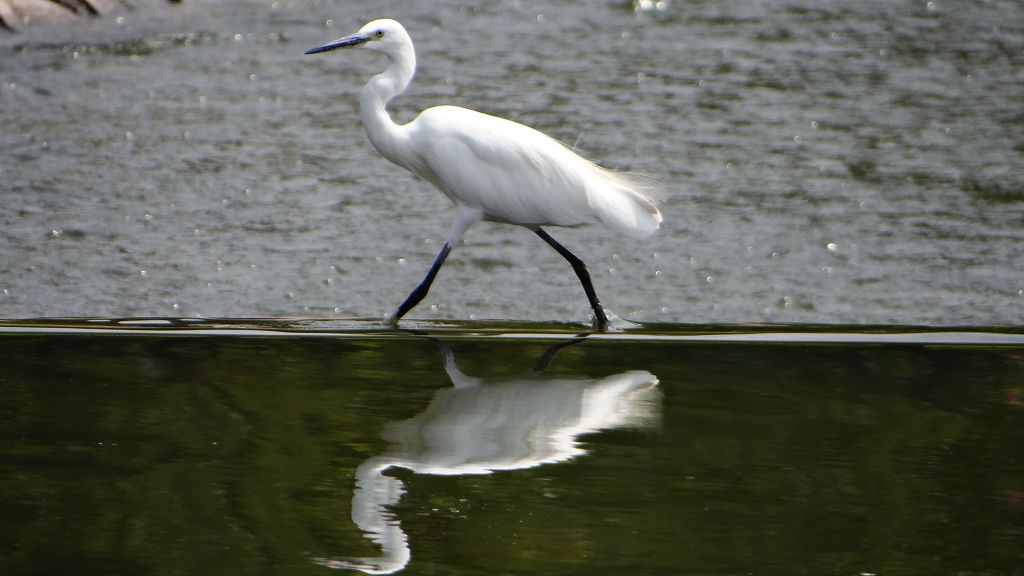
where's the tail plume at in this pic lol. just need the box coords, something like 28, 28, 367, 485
588, 169, 663, 238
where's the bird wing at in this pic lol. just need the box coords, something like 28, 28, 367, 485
408, 106, 662, 237
408, 106, 596, 227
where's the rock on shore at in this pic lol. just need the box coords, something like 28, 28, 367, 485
0, 0, 180, 31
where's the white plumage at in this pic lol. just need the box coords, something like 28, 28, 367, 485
409, 105, 662, 235
306, 19, 662, 327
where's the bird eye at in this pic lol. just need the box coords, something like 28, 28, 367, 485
374, 30, 385, 39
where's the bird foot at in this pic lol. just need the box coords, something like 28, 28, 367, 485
595, 308, 631, 333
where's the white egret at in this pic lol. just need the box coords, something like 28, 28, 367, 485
305, 19, 662, 329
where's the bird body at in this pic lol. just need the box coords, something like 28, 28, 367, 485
407, 105, 661, 236
306, 19, 662, 327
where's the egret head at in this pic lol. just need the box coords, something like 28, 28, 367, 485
305, 19, 410, 56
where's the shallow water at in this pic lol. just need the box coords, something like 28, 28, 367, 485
1, 0, 1023, 324
1, 320, 1023, 575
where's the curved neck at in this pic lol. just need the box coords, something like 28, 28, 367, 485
360, 50, 415, 167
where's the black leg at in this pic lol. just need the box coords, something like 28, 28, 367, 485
533, 228, 609, 329
390, 242, 452, 323
533, 336, 589, 372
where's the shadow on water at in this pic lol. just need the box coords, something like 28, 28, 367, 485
315, 340, 660, 574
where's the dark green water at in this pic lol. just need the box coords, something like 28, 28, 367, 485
2, 320, 1023, 575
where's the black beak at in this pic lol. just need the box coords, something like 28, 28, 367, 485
305, 32, 371, 55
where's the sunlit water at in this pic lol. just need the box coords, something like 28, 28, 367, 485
1, 0, 1023, 323
1, 320, 1022, 575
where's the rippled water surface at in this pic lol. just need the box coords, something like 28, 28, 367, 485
1, 320, 1023, 575
1, 0, 1023, 323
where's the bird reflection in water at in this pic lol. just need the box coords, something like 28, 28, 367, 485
315, 341, 660, 574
